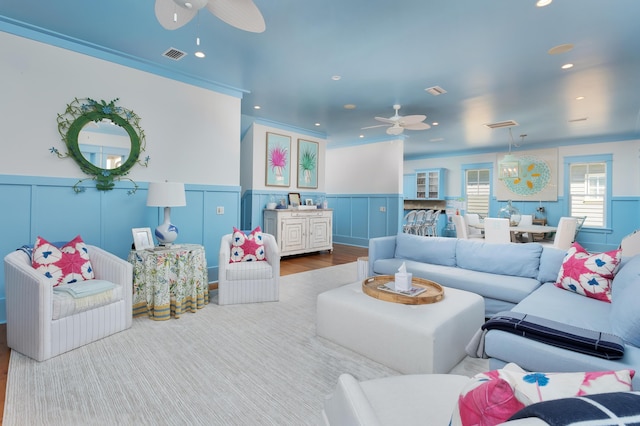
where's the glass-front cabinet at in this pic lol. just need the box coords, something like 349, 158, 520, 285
415, 168, 445, 199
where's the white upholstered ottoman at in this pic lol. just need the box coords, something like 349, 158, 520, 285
316, 281, 484, 374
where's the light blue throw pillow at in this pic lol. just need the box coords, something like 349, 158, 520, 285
394, 233, 457, 267
610, 255, 640, 346
456, 239, 542, 279
537, 245, 568, 283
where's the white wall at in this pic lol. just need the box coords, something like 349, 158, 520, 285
326, 139, 404, 194
404, 140, 640, 198
1, 30, 241, 186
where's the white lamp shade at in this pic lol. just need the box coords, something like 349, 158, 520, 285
147, 182, 186, 207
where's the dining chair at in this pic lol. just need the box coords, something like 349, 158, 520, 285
539, 217, 578, 250
411, 210, 427, 235
620, 230, 640, 257
452, 215, 469, 239
483, 218, 511, 244
515, 214, 533, 242
402, 210, 417, 234
464, 213, 484, 239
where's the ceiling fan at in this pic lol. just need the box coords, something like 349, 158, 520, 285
362, 104, 431, 136
155, 0, 266, 33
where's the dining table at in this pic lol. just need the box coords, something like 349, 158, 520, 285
468, 222, 557, 242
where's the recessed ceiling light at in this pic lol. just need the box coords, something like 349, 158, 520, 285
343, 104, 356, 110
561, 63, 574, 70
331, 75, 341, 81
315, 123, 321, 127
254, 105, 261, 110
548, 43, 574, 55
194, 51, 205, 58
536, 0, 552, 7
359, 134, 364, 138
575, 96, 585, 100
432, 122, 439, 126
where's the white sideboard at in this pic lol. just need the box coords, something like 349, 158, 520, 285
263, 209, 333, 256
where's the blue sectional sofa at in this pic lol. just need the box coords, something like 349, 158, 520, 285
485, 254, 640, 388
368, 233, 566, 316
368, 232, 640, 388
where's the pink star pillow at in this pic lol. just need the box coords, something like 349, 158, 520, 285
555, 242, 622, 302
32, 235, 95, 287
229, 227, 266, 263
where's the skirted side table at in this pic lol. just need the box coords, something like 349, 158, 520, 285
128, 244, 209, 320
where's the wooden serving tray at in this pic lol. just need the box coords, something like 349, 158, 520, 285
362, 275, 444, 305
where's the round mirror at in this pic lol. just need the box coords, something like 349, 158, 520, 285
56, 98, 147, 193
78, 119, 131, 170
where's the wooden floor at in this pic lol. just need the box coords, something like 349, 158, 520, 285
0, 243, 367, 423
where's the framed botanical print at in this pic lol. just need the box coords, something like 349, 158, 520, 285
297, 139, 318, 189
266, 132, 291, 187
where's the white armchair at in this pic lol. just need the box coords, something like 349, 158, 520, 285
218, 233, 280, 305
4, 245, 132, 361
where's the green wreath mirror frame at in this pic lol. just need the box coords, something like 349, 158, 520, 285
53, 97, 149, 194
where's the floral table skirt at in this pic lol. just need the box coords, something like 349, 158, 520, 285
129, 244, 209, 320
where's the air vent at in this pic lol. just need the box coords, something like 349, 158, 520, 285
425, 86, 447, 96
484, 120, 519, 129
163, 48, 187, 61
568, 117, 588, 122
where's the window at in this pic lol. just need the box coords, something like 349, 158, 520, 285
566, 155, 611, 228
465, 168, 490, 217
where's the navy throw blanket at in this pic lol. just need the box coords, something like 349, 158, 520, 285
509, 392, 640, 425
482, 311, 625, 360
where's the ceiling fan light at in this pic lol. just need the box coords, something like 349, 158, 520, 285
387, 126, 404, 136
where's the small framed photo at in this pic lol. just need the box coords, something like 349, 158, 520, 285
132, 227, 154, 250
305, 198, 313, 206
288, 192, 301, 207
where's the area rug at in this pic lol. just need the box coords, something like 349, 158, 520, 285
3, 263, 487, 425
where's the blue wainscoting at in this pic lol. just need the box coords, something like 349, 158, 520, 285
327, 194, 403, 247
0, 175, 241, 324
241, 191, 402, 248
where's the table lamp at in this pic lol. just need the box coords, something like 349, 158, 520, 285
146, 181, 186, 246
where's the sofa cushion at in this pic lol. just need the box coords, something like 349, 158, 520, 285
32, 235, 95, 287
537, 245, 566, 283
230, 226, 266, 263
373, 259, 540, 306
394, 233, 457, 267
610, 254, 640, 346
555, 242, 622, 302
456, 239, 542, 279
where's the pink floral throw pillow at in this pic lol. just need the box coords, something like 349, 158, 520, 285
450, 363, 634, 426
32, 235, 95, 287
229, 226, 266, 263
555, 242, 622, 302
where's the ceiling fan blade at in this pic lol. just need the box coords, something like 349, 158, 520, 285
398, 114, 427, 126
361, 124, 390, 130
206, 0, 266, 33
374, 116, 397, 124
403, 122, 431, 130
155, 0, 197, 30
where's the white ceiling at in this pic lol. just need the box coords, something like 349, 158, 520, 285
2, 0, 639, 158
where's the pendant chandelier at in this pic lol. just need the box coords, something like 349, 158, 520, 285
498, 128, 525, 180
